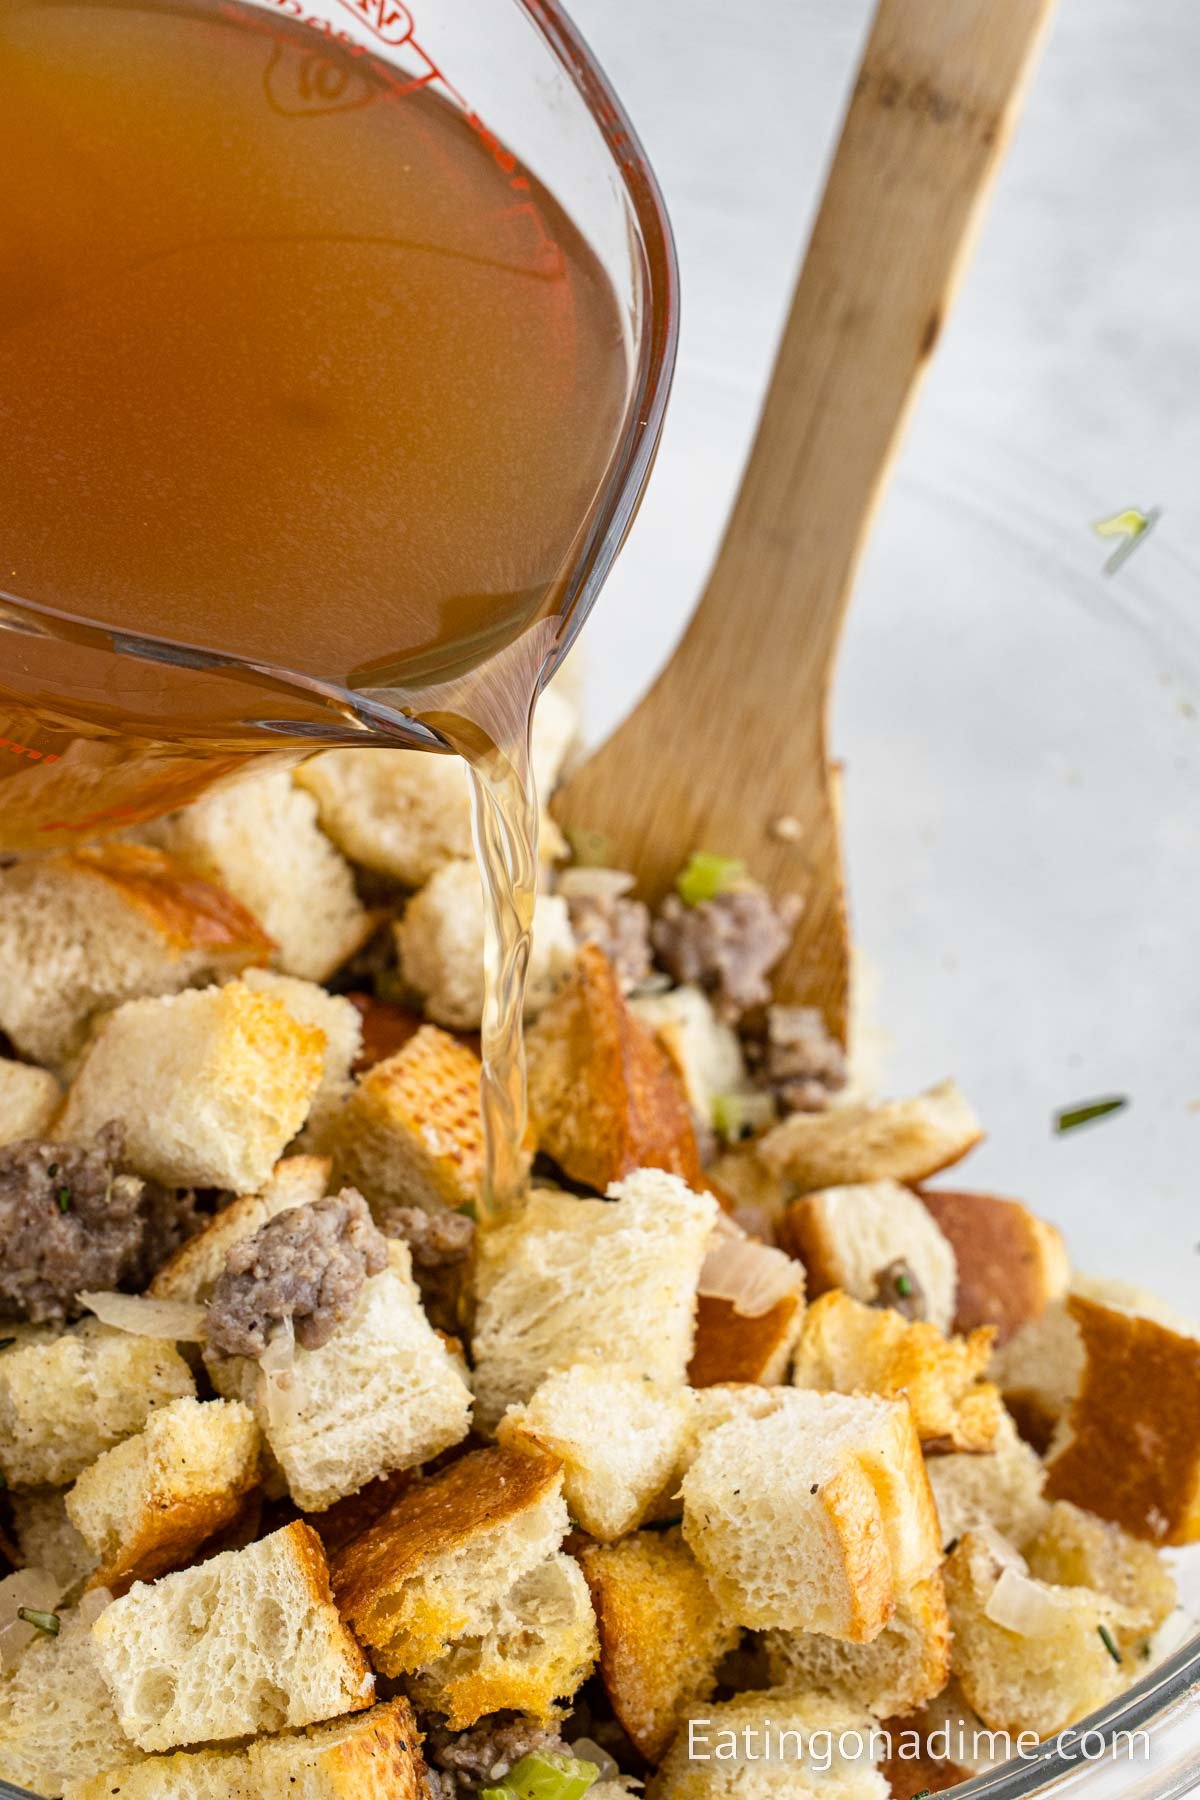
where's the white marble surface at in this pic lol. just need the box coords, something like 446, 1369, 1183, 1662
565, 0, 1200, 1319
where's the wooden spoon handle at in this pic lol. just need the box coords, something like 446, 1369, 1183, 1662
556, 0, 1056, 1039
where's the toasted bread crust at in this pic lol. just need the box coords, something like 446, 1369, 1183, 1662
526, 944, 702, 1191
73, 843, 275, 958
687, 1292, 803, 1387
331, 1444, 563, 1643
778, 1197, 845, 1295
1045, 1296, 1200, 1544
90, 1480, 262, 1597
917, 1189, 1069, 1345
287, 1519, 375, 1706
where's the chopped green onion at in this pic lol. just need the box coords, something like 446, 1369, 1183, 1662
502, 1752, 600, 1800
1054, 1096, 1128, 1134
57, 1186, 72, 1213
712, 1090, 776, 1143
1094, 506, 1160, 575
676, 852, 748, 907
565, 826, 615, 869
17, 1608, 59, 1636
1097, 1623, 1123, 1665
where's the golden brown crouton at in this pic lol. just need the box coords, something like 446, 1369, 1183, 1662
760, 1080, 982, 1193
1025, 1500, 1176, 1640
330, 1025, 520, 1214
331, 1444, 568, 1675
764, 1573, 951, 1719
792, 1290, 1000, 1452
525, 944, 702, 1191
1044, 1294, 1200, 1544
688, 1291, 804, 1388
917, 1188, 1069, 1345
580, 1529, 740, 1763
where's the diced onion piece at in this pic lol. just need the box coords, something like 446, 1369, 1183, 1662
698, 1214, 802, 1318
78, 1291, 208, 1341
557, 866, 636, 902
567, 1741, 620, 1785
260, 1316, 302, 1436
984, 1566, 1073, 1636
0, 1568, 63, 1674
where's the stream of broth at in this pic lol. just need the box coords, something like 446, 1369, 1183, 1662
0, 0, 631, 1215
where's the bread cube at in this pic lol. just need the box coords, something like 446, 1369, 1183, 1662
64, 1746, 250, 1798
0, 1597, 137, 1796
1025, 1501, 1176, 1641
471, 1171, 718, 1429
66, 1397, 262, 1595
680, 1389, 940, 1640
525, 945, 702, 1191
0, 1055, 62, 1145
782, 1179, 957, 1333
408, 1552, 598, 1728
764, 1574, 951, 1719
0, 844, 274, 1071
329, 1024, 517, 1214
705, 1142, 793, 1238
396, 860, 575, 1030
61, 983, 326, 1191
139, 768, 371, 982
653, 1689, 888, 1800
580, 1528, 740, 1763
0, 1323, 194, 1487
761, 1080, 981, 1192
10, 1486, 98, 1590
628, 983, 750, 1131
942, 1529, 1135, 1738
876, 1679, 996, 1794
1044, 1292, 1200, 1544
331, 1442, 568, 1676
917, 1188, 1069, 1345
92, 1521, 373, 1751
150, 1155, 331, 1302
249, 1697, 427, 1800
295, 685, 576, 885
210, 1251, 472, 1512
792, 1290, 1000, 1452
688, 1222, 804, 1389
925, 1409, 1049, 1552
497, 1364, 693, 1541
239, 970, 362, 1146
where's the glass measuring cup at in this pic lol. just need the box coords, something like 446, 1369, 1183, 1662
0, 0, 678, 848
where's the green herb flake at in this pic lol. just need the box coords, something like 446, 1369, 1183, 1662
712, 1091, 776, 1143
46, 1163, 58, 1178
895, 1272, 913, 1297
1054, 1096, 1128, 1134
1094, 506, 1161, 575
913, 1791, 932, 1800
17, 1607, 60, 1636
564, 826, 615, 870
502, 1752, 600, 1800
676, 851, 748, 908
1097, 1624, 1123, 1665
57, 1186, 72, 1213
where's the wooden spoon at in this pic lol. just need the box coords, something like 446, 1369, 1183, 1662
554, 0, 1057, 1044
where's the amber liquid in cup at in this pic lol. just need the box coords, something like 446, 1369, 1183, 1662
0, 0, 632, 1211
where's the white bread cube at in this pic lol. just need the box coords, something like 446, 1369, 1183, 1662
239, 969, 362, 1145
761, 1079, 982, 1192
580, 1529, 740, 1764
942, 1528, 1135, 1738
782, 1179, 958, 1333
395, 860, 575, 1030
66, 1397, 262, 1595
408, 1551, 598, 1728
150, 1155, 331, 1303
0, 1597, 137, 1796
497, 1364, 693, 1541
792, 1289, 1000, 1452
329, 1025, 514, 1215
680, 1389, 940, 1640
471, 1172, 718, 1430
140, 769, 371, 982
1025, 1501, 1176, 1640
764, 1573, 951, 1719
653, 1689, 887, 1800
0, 1055, 63, 1145
629, 984, 750, 1130
295, 685, 576, 886
10, 1486, 98, 1591
331, 1442, 568, 1676
925, 1409, 1049, 1552
61, 983, 326, 1191
209, 1249, 471, 1512
64, 1746, 250, 1798
92, 1521, 374, 1751
0, 844, 273, 1071
0, 1323, 194, 1487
